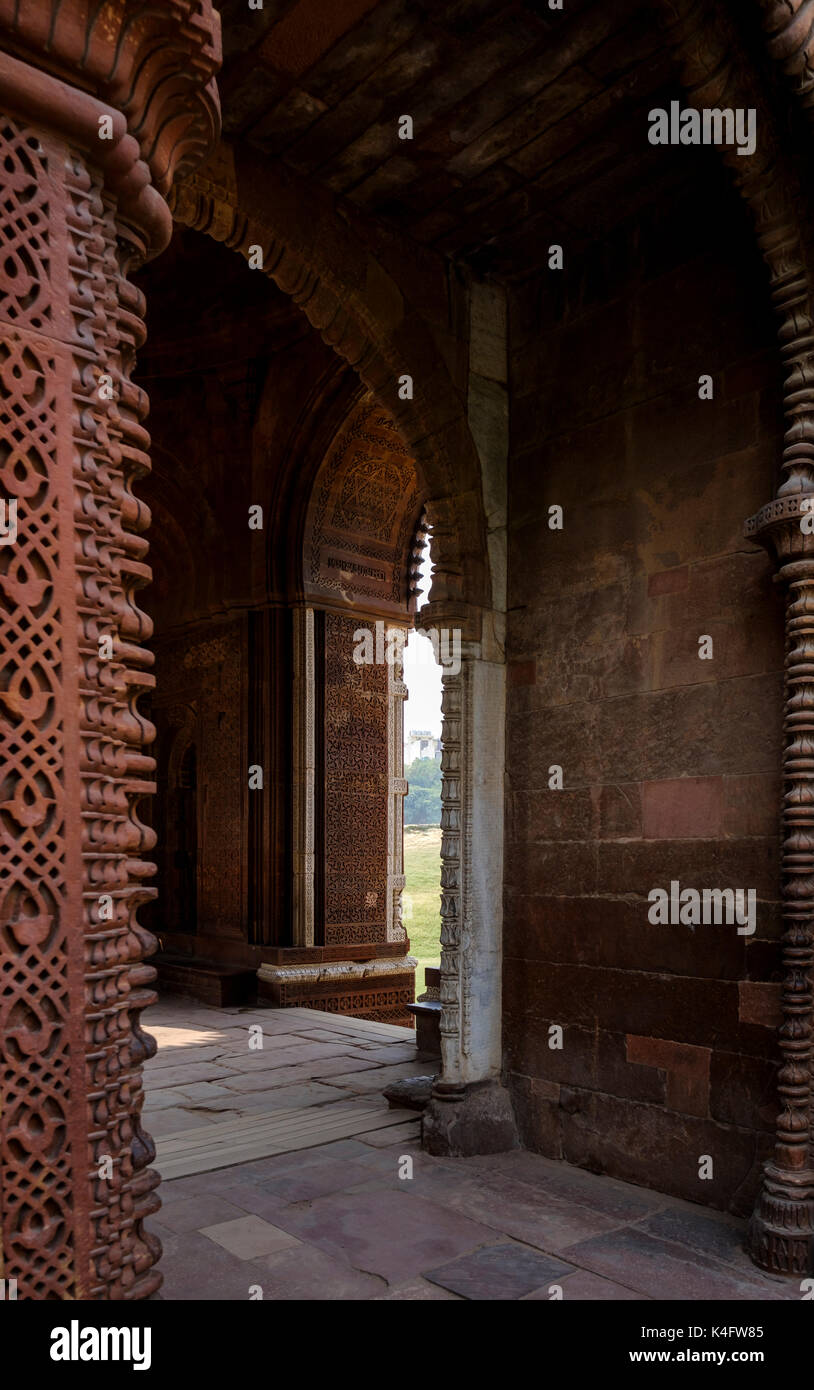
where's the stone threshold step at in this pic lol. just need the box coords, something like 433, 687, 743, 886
155, 1103, 416, 1178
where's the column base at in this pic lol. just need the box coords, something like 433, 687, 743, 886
748, 1163, 814, 1276
423, 1079, 518, 1157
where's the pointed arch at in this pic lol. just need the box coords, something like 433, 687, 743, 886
169, 140, 491, 635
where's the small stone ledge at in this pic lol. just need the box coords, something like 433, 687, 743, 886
257, 955, 417, 985
423, 1079, 519, 1157
383, 1075, 436, 1111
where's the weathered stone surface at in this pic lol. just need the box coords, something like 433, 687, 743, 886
562, 1226, 780, 1301
504, 892, 750, 979
625, 1037, 711, 1118
425, 1243, 575, 1300
641, 777, 724, 840
6, 0, 811, 1298
383, 1075, 437, 1110
423, 1082, 519, 1158
0, 0, 221, 1304
557, 1091, 769, 1217
503, 182, 788, 1228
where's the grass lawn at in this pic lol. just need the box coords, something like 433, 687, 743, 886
403, 824, 442, 991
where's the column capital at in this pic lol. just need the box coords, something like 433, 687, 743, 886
0, 0, 221, 200
746, 494, 814, 569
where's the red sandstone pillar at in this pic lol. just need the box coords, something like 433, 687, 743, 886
0, 2, 219, 1299
653, 0, 814, 1283
747, 533, 814, 1278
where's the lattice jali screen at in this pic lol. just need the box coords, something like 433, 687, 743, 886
323, 612, 389, 944
0, 117, 161, 1299
0, 120, 79, 1298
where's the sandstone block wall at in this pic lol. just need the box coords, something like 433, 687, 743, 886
503, 177, 785, 1215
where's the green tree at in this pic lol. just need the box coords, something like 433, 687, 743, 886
404, 756, 441, 824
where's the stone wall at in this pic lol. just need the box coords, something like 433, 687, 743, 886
149, 619, 247, 942
503, 171, 786, 1216
322, 612, 390, 945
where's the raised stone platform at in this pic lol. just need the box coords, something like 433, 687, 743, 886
407, 965, 441, 1058
153, 955, 256, 1007
257, 954, 417, 1027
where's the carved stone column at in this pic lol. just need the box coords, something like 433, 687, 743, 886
747, 518, 814, 1279
654, 0, 814, 1282
421, 273, 513, 1154
386, 629, 408, 943
0, 3, 219, 1299
423, 631, 517, 1155
292, 605, 316, 947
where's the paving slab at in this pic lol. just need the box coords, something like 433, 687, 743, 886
345, 1044, 423, 1063
635, 1204, 752, 1271
261, 1158, 378, 1203
215, 1042, 357, 1070
425, 1242, 576, 1300
319, 1062, 428, 1092
155, 1103, 418, 1178
146, 1045, 229, 1069
524, 1270, 650, 1300
209, 1033, 315, 1058
142, 1088, 193, 1113
200, 1081, 351, 1110
218, 1056, 379, 1092
221, 1139, 375, 1183
250, 1244, 386, 1300
200, 1215, 302, 1260
464, 1150, 670, 1222
154, 1229, 263, 1302
143, 1061, 240, 1090
266, 1189, 501, 1283
156, 1193, 249, 1234
406, 1164, 622, 1250
165, 1081, 250, 1106
164, 1174, 289, 1223
358, 1119, 422, 1147
372, 1277, 463, 1300
144, 1109, 222, 1136
211, 1072, 336, 1097
563, 1226, 787, 1301
144, 1000, 781, 1302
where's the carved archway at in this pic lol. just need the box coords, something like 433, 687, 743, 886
169, 147, 511, 1125
169, 140, 491, 636
283, 395, 422, 1014
302, 394, 423, 616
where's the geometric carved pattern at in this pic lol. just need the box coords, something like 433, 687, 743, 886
335, 457, 404, 544
0, 0, 221, 1301
306, 396, 421, 612
438, 668, 463, 1067
68, 153, 162, 1300
0, 122, 52, 331
0, 124, 74, 1298
324, 613, 389, 944
275, 976, 415, 1028
0, 118, 161, 1299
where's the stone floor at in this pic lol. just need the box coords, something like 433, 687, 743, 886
144, 996, 799, 1301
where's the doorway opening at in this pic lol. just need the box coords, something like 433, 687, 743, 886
402, 524, 443, 998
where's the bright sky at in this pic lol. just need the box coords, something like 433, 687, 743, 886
403, 541, 442, 739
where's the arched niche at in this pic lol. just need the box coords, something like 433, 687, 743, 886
288, 395, 424, 1000
302, 393, 424, 618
